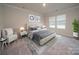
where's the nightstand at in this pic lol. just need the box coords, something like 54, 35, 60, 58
20, 31, 27, 37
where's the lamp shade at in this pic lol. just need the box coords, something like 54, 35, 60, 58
20, 27, 25, 31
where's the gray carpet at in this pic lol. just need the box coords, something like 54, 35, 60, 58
0, 35, 79, 55
23, 35, 79, 55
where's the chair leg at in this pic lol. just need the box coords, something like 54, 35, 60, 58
7, 42, 10, 47
4, 43, 7, 47
1, 43, 4, 50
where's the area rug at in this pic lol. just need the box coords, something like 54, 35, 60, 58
26, 36, 72, 55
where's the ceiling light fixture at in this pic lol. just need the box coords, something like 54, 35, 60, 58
43, 3, 46, 7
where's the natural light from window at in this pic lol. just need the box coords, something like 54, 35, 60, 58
49, 14, 66, 29
49, 16, 55, 28
57, 14, 66, 29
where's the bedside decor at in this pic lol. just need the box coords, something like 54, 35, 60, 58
72, 18, 79, 38
20, 27, 27, 37
20, 27, 25, 32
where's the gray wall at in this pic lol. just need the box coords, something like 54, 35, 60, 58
2, 4, 44, 32
0, 4, 3, 29
44, 6, 79, 37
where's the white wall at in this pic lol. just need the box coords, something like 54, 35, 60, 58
2, 4, 44, 32
0, 4, 3, 29
44, 6, 79, 37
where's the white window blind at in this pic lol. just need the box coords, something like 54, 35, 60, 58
48, 14, 66, 29
49, 17, 55, 28
57, 14, 66, 29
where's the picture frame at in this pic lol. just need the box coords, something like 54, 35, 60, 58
29, 14, 40, 22
29, 14, 35, 22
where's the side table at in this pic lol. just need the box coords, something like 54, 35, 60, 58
0, 38, 7, 49
20, 31, 27, 38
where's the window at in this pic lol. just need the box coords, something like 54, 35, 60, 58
49, 17, 55, 28
48, 14, 66, 29
57, 14, 66, 29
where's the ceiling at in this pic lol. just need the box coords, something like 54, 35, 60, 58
6, 3, 79, 15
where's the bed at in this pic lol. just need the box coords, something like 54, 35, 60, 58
28, 28, 56, 46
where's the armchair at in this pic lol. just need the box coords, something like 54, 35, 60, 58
3, 28, 17, 43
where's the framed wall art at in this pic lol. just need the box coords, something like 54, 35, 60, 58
29, 14, 40, 22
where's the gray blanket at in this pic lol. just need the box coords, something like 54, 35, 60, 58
32, 30, 53, 45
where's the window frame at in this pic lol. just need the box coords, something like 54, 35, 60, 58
48, 14, 66, 29
49, 16, 56, 28
56, 14, 66, 29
